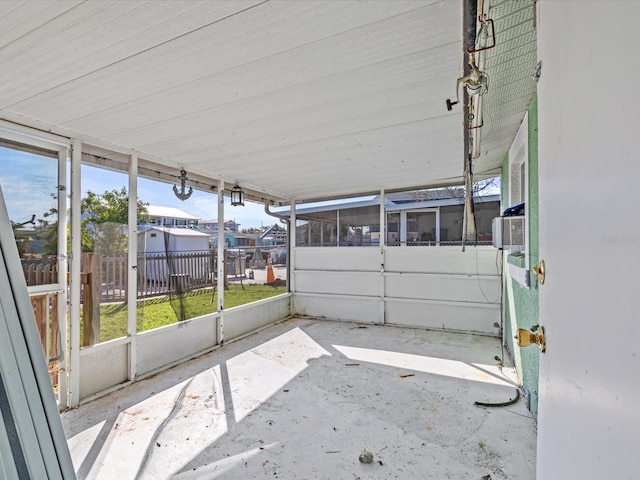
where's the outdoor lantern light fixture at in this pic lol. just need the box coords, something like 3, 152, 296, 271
230, 183, 244, 206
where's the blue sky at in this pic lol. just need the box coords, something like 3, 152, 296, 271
0, 147, 59, 225
0, 146, 277, 230
81, 165, 278, 230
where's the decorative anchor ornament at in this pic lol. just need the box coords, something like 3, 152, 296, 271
173, 169, 193, 201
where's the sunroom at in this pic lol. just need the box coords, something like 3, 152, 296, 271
1, 1, 638, 479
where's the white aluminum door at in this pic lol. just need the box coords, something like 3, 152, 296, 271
536, 3, 640, 478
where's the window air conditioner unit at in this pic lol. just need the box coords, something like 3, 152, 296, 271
492, 216, 525, 252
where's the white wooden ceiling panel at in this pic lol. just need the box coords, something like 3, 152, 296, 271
11, 1, 456, 127
0, 1, 264, 106
103, 43, 459, 146
132, 81, 450, 155
0, 1, 79, 47
0, 1, 536, 203
170, 100, 447, 162
187, 116, 463, 196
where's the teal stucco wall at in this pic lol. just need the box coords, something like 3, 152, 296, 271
502, 95, 539, 413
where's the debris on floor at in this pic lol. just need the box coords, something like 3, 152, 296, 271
359, 450, 374, 464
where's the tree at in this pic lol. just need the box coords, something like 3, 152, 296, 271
11, 215, 36, 256
241, 225, 271, 234
81, 187, 148, 256
37, 207, 58, 256
443, 176, 500, 199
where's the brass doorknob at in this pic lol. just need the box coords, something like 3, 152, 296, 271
532, 259, 545, 285
516, 325, 546, 353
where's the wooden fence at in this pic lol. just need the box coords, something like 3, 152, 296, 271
23, 259, 57, 286
21, 251, 219, 301
29, 292, 59, 387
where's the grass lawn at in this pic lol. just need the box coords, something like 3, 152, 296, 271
96, 284, 286, 343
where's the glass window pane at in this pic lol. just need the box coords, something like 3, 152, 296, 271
0, 145, 59, 286
387, 213, 400, 245
80, 165, 131, 345
474, 200, 500, 245
407, 211, 437, 246
440, 205, 464, 245
334, 205, 379, 247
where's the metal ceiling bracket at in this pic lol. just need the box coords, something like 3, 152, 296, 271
533, 61, 542, 81
173, 169, 193, 201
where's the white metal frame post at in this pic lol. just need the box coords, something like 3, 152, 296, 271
217, 179, 225, 344
336, 209, 340, 247
68, 139, 82, 407
289, 200, 296, 294
379, 189, 386, 324
127, 153, 138, 381
56, 147, 69, 408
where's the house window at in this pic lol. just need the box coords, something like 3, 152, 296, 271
509, 113, 528, 208
386, 201, 498, 247
387, 213, 400, 245
150, 233, 156, 238
406, 210, 437, 245
295, 203, 380, 247
507, 111, 529, 265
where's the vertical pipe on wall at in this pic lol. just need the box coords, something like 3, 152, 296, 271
127, 153, 138, 381
217, 179, 225, 344
68, 139, 82, 407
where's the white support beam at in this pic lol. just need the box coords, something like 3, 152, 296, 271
436, 206, 441, 245
379, 189, 386, 324
289, 200, 296, 294
56, 147, 69, 408
127, 153, 138, 381
69, 139, 82, 407
217, 180, 225, 345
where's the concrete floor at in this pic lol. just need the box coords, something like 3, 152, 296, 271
62, 318, 536, 479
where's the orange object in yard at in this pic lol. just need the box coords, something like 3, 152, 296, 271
266, 253, 275, 283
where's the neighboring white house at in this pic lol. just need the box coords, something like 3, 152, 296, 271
198, 219, 240, 233
145, 205, 199, 228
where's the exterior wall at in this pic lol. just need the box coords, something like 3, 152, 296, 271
502, 95, 539, 412
139, 230, 166, 254
293, 246, 500, 334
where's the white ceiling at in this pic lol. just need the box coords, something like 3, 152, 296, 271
0, 0, 535, 205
